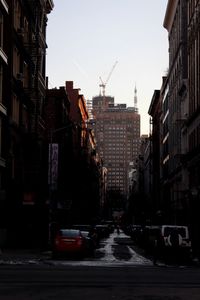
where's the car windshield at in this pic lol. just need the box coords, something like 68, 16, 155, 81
163, 227, 186, 237
59, 229, 81, 238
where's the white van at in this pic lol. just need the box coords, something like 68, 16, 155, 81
160, 225, 192, 259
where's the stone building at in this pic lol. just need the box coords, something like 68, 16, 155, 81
0, 0, 9, 247
161, 0, 200, 255
2, 0, 54, 247
163, 0, 188, 224
65, 81, 102, 224
92, 91, 140, 213
186, 0, 200, 256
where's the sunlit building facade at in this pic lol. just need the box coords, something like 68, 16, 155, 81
92, 95, 140, 198
163, 0, 188, 223
163, 0, 200, 255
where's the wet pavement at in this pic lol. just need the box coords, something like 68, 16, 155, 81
0, 230, 197, 267
0, 231, 152, 266
1, 231, 200, 300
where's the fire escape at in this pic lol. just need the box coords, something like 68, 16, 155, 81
24, 2, 46, 137
17, 0, 53, 186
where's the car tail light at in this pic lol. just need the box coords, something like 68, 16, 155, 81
55, 237, 60, 245
77, 237, 83, 246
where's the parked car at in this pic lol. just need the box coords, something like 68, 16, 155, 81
143, 224, 192, 262
95, 224, 110, 239
80, 230, 96, 256
101, 221, 115, 233
71, 224, 91, 231
142, 225, 161, 252
52, 229, 85, 258
128, 225, 143, 243
71, 224, 99, 247
160, 225, 192, 259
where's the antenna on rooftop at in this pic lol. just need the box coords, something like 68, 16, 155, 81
134, 84, 138, 112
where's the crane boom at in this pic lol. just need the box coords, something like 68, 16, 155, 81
105, 60, 118, 85
99, 61, 118, 96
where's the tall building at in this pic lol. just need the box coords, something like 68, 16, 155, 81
1, 0, 54, 247
162, 0, 200, 255
148, 89, 162, 220
187, 0, 200, 201
45, 83, 102, 225
0, 0, 9, 245
186, 0, 200, 256
92, 89, 140, 199
163, 0, 188, 224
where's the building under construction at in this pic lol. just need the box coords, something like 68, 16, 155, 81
92, 89, 140, 201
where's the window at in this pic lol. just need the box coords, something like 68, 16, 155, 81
22, 104, 28, 130
13, 46, 20, 77
0, 11, 3, 48
0, 65, 2, 103
12, 94, 19, 124
13, 0, 21, 30
0, 118, 1, 156
23, 61, 29, 88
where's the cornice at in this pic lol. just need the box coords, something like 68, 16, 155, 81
163, 0, 179, 33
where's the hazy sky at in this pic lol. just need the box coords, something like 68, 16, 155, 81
46, 1, 169, 135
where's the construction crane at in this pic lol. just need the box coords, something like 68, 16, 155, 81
99, 61, 118, 97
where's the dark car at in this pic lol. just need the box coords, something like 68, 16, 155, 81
71, 224, 91, 231
95, 224, 110, 239
80, 230, 96, 256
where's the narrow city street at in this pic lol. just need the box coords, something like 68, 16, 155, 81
0, 232, 200, 300
0, 229, 153, 267
48, 229, 152, 267
1, 230, 200, 299
2, 1, 200, 299
0, 229, 194, 267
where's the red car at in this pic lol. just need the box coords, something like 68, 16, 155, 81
52, 229, 85, 258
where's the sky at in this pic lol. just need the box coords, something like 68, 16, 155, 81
46, 0, 169, 135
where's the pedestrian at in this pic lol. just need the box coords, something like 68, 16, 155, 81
116, 224, 120, 234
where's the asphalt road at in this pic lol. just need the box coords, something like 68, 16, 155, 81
0, 264, 200, 299
0, 231, 199, 299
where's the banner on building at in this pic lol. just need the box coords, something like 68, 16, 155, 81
48, 143, 59, 190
